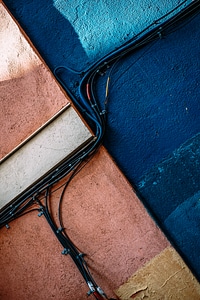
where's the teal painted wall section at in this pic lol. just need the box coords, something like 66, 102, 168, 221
53, 0, 187, 60
3, 0, 200, 280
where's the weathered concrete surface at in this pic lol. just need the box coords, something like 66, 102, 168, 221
0, 148, 170, 300
116, 247, 200, 300
0, 2, 68, 159
0, 64, 69, 159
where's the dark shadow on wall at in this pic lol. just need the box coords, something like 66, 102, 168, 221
3, 0, 90, 72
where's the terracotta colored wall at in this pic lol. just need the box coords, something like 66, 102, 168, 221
0, 4, 171, 299
0, 147, 170, 300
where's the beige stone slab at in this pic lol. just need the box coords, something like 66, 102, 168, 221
0, 106, 92, 209
116, 247, 200, 300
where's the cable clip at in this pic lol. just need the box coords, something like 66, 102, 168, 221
100, 110, 106, 115
96, 69, 105, 76
56, 227, 64, 234
76, 253, 85, 261
38, 210, 44, 217
61, 248, 70, 255
87, 281, 95, 295
97, 287, 107, 297
157, 27, 163, 39
104, 61, 110, 69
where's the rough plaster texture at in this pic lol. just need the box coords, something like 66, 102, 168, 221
3, 0, 192, 69
0, 5, 170, 299
0, 106, 92, 208
53, 0, 188, 60
165, 190, 200, 280
0, 2, 40, 81
101, 11, 200, 183
0, 2, 69, 159
0, 63, 70, 159
1, 0, 200, 296
116, 247, 200, 300
138, 133, 200, 278
0, 148, 169, 300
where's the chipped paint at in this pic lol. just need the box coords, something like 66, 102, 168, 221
116, 247, 200, 300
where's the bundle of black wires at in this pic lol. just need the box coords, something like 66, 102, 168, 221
0, 1, 199, 299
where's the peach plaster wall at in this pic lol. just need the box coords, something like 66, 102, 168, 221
0, 148, 169, 300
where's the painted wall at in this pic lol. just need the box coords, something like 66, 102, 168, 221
3, 0, 191, 69
2, 0, 200, 288
116, 247, 200, 300
53, 0, 185, 60
0, 148, 171, 300
0, 4, 171, 299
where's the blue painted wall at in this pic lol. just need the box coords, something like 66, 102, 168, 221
4, 0, 200, 279
53, 0, 185, 61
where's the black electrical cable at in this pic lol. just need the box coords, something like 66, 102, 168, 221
36, 191, 108, 300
